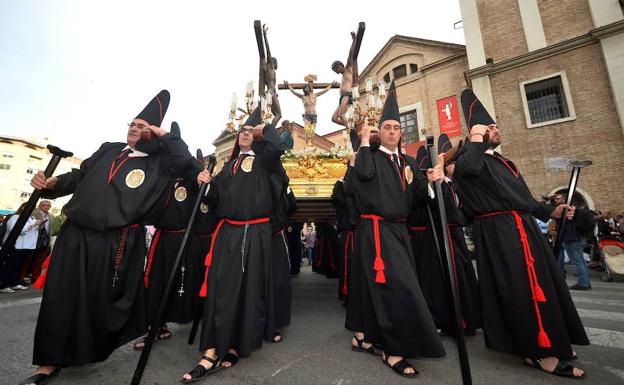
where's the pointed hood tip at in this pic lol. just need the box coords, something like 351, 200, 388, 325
135, 90, 170, 127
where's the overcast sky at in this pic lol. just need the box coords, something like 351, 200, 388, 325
0, 0, 465, 159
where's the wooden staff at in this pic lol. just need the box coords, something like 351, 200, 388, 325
426, 136, 473, 385
0, 145, 72, 266
552, 160, 592, 259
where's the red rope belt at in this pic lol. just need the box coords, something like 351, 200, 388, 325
199, 217, 270, 297
409, 226, 427, 231
475, 210, 551, 348
361, 214, 406, 284
342, 230, 354, 295
143, 228, 185, 288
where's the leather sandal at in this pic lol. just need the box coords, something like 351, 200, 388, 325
383, 355, 419, 378
351, 334, 381, 356
524, 358, 585, 379
19, 367, 61, 385
222, 352, 239, 368
272, 332, 283, 343
181, 355, 222, 383
158, 326, 172, 340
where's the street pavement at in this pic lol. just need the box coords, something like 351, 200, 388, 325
1, 265, 623, 385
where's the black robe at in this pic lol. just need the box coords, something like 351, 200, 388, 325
286, 223, 303, 275
410, 179, 481, 336
346, 146, 445, 358
268, 165, 297, 332
144, 178, 203, 325
454, 142, 589, 358
34, 134, 192, 366
331, 169, 359, 302
198, 125, 282, 359
186, 193, 218, 322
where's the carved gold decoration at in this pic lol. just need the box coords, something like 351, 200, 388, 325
283, 156, 348, 198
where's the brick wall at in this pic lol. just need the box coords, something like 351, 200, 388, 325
477, 0, 528, 63
538, 0, 594, 46
488, 43, 624, 211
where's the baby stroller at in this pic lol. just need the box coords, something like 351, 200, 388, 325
598, 234, 624, 282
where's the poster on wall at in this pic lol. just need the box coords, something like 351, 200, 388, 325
436, 95, 462, 138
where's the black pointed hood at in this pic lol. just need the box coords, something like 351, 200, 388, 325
460, 89, 495, 129
415, 145, 429, 169
243, 106, 262, 128
438, 133, 451, 155
378, 80, 400, 127
170, 121, 181, 138
135, 90, 170, 127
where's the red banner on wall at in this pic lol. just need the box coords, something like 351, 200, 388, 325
437, 96, 462, 138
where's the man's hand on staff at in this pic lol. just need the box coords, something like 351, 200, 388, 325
551, 204, 576, 219
31, 171, 57, 190
427, 154, 445, 183
197, 169, 212, 185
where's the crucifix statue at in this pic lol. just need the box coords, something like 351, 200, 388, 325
331, 22, 365, 128
255, 20, 281, 126
281, 75, 338, 147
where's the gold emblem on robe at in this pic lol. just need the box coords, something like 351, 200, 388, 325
125, 169, 145, 188
174, 186, 187, 202
405, 165, 414, 184
241, 156, 254, 173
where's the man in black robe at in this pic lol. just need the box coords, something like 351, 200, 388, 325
411, 136, 481, 337
24, 90, 200, 384
331, 154, 359, 303
137, 125, 205, 349
267, 165, 297, 343
286, 222, 303, 276
454, 89, 589, 379
181, 107, 282, 382
347, 81, 445, 377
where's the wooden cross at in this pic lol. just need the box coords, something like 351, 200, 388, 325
277, 82, 339, 90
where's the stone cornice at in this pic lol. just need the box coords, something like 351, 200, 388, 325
466, 20, 624, 79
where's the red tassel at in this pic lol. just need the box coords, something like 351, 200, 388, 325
199, 282, 207, 297
374, 256, 385, 271
199, 268, 209, 297
33, 255, 51, 290
537, 329, 552, 348
375, 270, 386, 284
534, 284, 546, 302
342, 285, 348, 296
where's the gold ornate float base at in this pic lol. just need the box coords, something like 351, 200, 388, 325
282, 155, 348, 198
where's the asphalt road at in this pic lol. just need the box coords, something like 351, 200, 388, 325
1, 265, 623, 385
